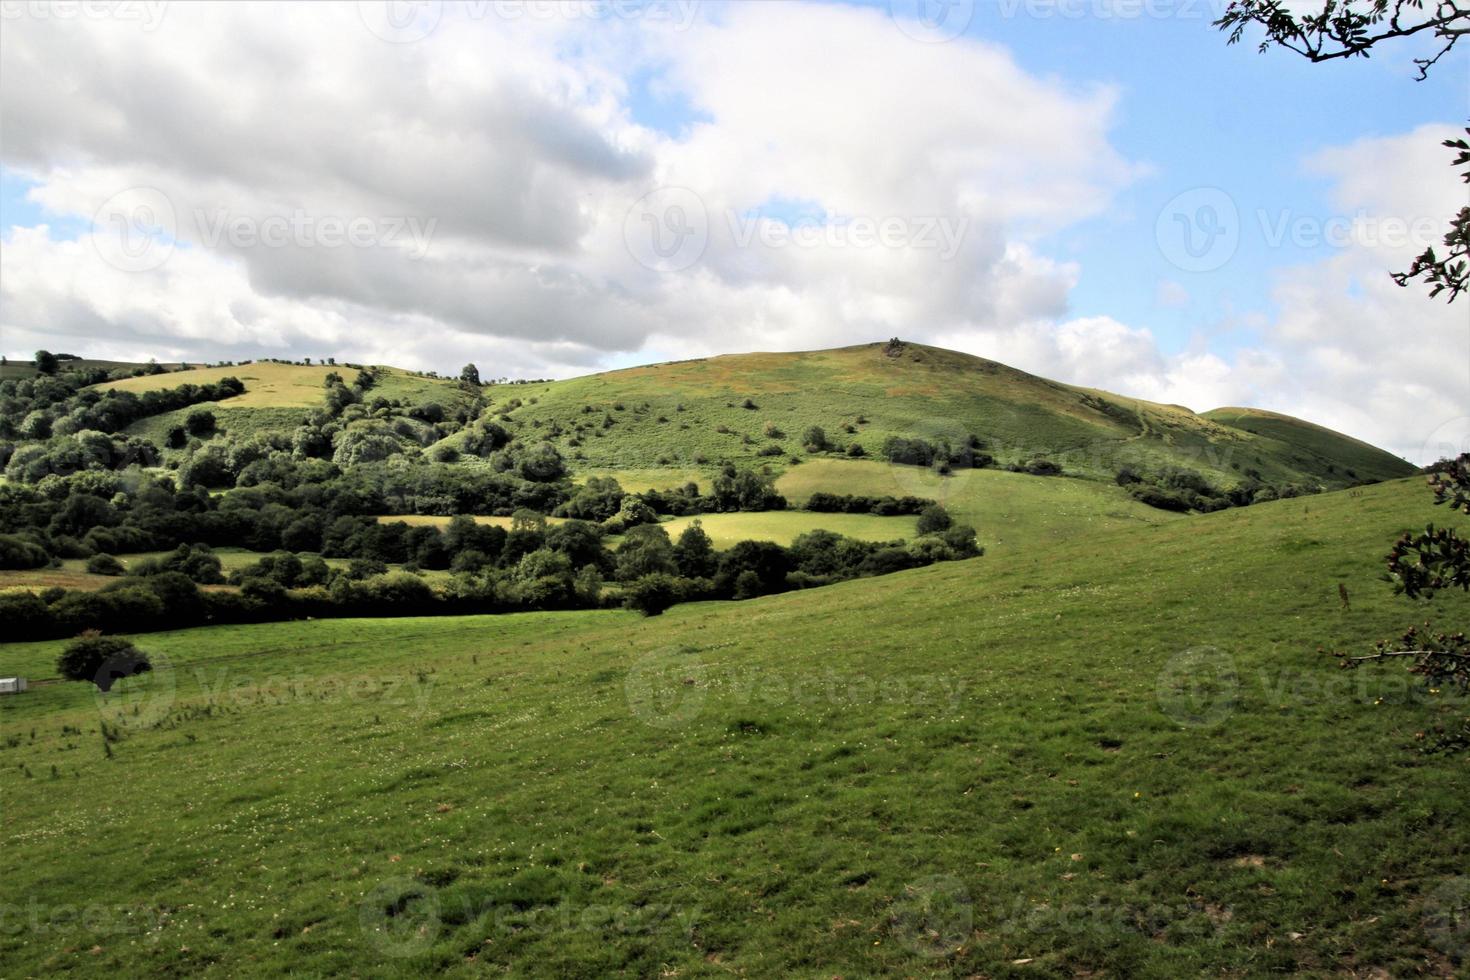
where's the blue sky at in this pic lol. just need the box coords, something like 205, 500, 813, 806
1, 1, 1465, 458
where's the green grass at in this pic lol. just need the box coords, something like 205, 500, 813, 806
378, 511, 917, 549
2, 478, 1467, 977
495, 343, 1414, 491
659, 510, 917, 548
0, 549, 360, 594
93, 362, 336, 407
777, 458, 1185, 553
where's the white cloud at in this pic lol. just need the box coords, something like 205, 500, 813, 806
0, 1, 1136, 372
0, 3, 1461, 463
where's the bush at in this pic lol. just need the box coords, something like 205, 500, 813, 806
86, 553, 125, 576
57, 631, 151, 691
185, 409, 216, 436
0, 534, 49, 569
624, 573, 683, 616
915, 504, 953, 535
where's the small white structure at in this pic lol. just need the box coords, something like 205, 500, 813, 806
0, 678, 28, 695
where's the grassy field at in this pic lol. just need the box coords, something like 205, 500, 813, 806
379, 511, 917, 549
94, 362, 336, 408
2, 478, 1467, 977
777, 458, 1185, 552
0, 358, 190, 382
496, 343, 1414, 490
0, 549, 358, 594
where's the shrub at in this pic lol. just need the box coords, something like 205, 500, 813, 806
802, 426, 829, 452
86, 553, 125, 576
915, 504, 953, 535
624, 573, 683, 616
0, 534, 49, 569
57, 631, 151, 691
185, 409, 216, 436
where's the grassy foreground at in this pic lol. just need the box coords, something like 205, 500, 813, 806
1, 479, 1467, 977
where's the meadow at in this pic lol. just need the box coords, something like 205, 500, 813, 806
499, 343, 1414, 490
2, 477, 1466, 977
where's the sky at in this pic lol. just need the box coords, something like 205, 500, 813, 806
0, 0, 1466, 463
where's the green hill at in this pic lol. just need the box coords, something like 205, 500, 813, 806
2, 477, 1465, 976
493, 342, 1414, 491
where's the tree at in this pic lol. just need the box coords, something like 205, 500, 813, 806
802, 426, 829, 452
624, 573, 683, 616
616, 524, 678, 582
460, 363, 482, 386
916, 504, 953, 535
33, 350, 58, 375
185, 409, 216, 437
58, 631, 151, 691
1333, 453, 1470, 747
674, 520, 718, 579
1217, 1, 1470, 301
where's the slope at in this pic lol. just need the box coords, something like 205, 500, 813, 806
1, 478, 1466, 977
498, 341, 1414, 492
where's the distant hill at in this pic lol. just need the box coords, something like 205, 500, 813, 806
41, 341, 1412, 493
496, 341, 1414, 490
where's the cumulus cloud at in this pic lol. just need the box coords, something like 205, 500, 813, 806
0, 1, 1133, 368
0, 2, 1461, 461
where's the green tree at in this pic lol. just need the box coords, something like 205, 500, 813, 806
460, 363, 482, 386
33, 350, 58, 375
57, 631, 151, 691
1333, 454, 1470, 746
916, 504, 953, 535
1217, 1, 1469, 301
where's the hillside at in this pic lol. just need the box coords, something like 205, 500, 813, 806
2, 478, 1466, 976
493, 342, 1414, 491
